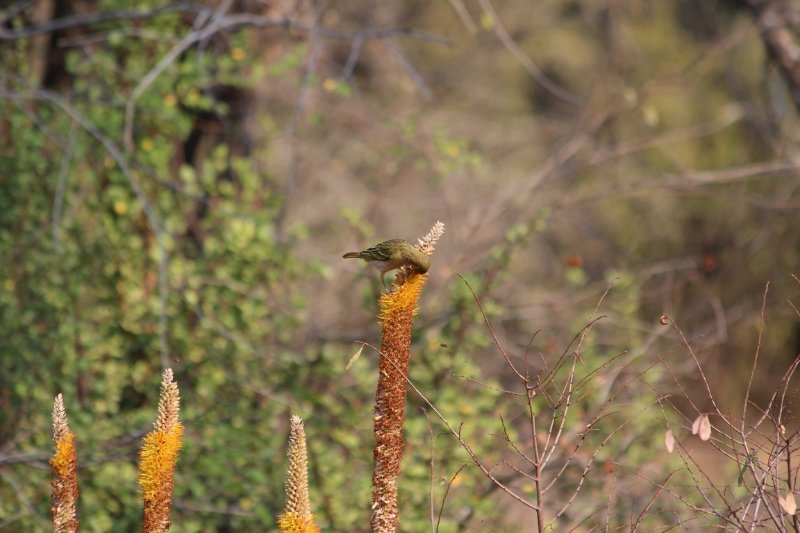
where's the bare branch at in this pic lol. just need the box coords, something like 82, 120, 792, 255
477, 0, 582, 107
0, 3, 204, 40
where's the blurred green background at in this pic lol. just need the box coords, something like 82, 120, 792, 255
2, 1, 800, 531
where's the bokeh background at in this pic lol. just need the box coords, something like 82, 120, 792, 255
2, 1, 800, 531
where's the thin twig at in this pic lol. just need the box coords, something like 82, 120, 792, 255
436, 464, 468, 532
51, 119, 78, 251
383, 37, 433, 100
477, 0, 582, 107
457, 273, 525, 381
424, 409, 436, 533
742, 283, 770, 430
123, 0, 230, 151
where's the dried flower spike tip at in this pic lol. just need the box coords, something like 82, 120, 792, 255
154, 368, 181, 432
279, 415, 319, 533
416, 220, 445, 256
50, 393, 79, 533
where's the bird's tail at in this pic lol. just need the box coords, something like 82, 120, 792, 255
342, 252, 362, 259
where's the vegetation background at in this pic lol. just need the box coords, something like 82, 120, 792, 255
2, 0, 800, 531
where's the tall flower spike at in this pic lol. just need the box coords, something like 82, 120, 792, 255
279, 416, 319, 533
371, 221, 443, 532
139, 369, 183, 533
50, 394, 79, 533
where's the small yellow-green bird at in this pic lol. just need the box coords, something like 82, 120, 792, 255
343, 238, 431, 287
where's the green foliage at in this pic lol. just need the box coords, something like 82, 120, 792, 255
0, 5, 319, 531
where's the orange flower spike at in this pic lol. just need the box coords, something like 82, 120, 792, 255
139, 369, 183, 533
371, 222, 444, 533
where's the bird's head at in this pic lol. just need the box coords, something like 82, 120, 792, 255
404, 246, 431, 274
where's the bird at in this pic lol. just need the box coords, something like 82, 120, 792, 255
343, 239, 431, 288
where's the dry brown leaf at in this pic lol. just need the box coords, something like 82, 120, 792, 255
698, 415, 711, 441
665, 429, 675, 453
779, 492, 797, 515
691, 414, 703, 435
345, 344, 364, 371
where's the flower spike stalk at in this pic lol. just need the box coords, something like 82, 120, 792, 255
371, 221, 444, 532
